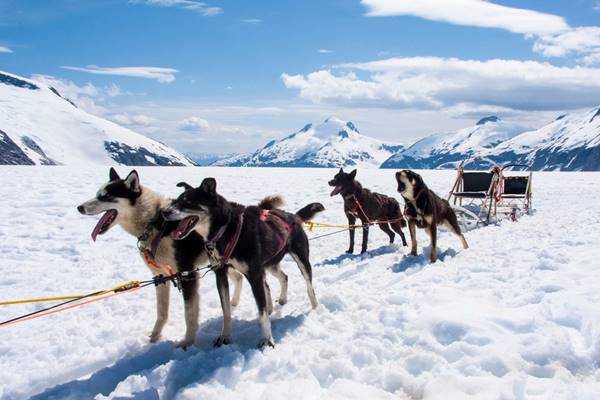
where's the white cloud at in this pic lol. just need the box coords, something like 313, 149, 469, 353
361, 0, 568, 35
594, 2, 600, 11
282, 56, 600, 111
130, 0, 221, 16
533, 27, 600, 64
361, 0, 600, 64
241, 18, 262, 24
318, 49, 333, 54
0, 46, 12, 53
177, 116, 210, 132
111, 113, 156, 126
30, 74, 124, 115
61, 65, 178, 83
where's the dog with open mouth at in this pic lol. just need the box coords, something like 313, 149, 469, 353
162, 177, 324, 348
395, 170, 469, 262
328, 168, 407, 254
77, 168, 247, 348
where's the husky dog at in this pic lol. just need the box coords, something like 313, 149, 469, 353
328, 168, 407, 254
162, 178, 324, 348
77, 168, 245, 348
395, 170, 469, 262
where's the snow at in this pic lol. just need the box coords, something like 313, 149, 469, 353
0, 70, 193, 166
383, 117, 528, 168
486, 107, 600, 156
216, 117, 403, 168
1, 166, 600, 399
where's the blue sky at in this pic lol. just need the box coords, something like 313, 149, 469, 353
2, 0, 600, 154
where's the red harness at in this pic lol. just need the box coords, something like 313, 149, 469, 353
260, 210, 292, 261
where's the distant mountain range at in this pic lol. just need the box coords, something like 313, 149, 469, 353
0, 71, 194, 166
217, 109, 600, 171
214, 117, 404, 168
381, 116, 528, 169
2, 70, 599, 171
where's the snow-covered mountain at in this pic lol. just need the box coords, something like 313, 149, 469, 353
0, 71, 194, 166
479, 107, 600, 171
381, 116, 528, 169
215, 117, 404, 168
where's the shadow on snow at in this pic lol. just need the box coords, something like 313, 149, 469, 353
30, 313, 306, 400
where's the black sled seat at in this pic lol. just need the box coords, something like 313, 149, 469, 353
451, 172, 495, 199
497, 164, 532, 214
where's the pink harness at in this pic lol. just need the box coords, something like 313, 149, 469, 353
260, 210, 292, 261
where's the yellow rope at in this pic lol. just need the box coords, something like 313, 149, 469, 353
304, 220, 362, 232
0, 280, 141, 306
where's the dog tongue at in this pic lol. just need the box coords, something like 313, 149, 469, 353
171, 216, 194, 240
91, 210, 116, 242
330, 186, 342, 197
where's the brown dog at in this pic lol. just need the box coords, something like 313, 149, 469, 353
329, 168, 407, 254
395, 170, 468, 262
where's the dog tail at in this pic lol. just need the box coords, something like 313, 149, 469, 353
296, 202, 325, 221
259, 194, 285, 210
389, 198, 407, 228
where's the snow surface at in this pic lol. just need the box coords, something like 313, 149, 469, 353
216, 118, 403, 168
0, 71, 193, 166
1, 166, 600, 399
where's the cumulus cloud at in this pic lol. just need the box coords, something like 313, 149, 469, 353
31, 74, 126, 115
533, 27, 600, 64
130, 0, 221, 16
282, 56, 600, 111
361, 0, 600, 64
177, 117, 210, 132
111, 113, 156, 126
0, 46, 12, 53
61, 65, 178, 83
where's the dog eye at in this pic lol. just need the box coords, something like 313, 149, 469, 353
97, 194, 111, 201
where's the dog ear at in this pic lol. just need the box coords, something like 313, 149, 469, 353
349, 169, 357, 180
411, 171, 423, 186
124, 170, 140, 192
109, 167, 120, 181
339, 167, 344, 174
395, 171, 401, 180
176, 182, 193, 191
200, 178, 217, 195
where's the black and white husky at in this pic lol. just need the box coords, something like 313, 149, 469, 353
162, 177, 324, 348
77, 168, 246, 348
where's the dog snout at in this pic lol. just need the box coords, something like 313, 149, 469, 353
327, 179, 335, 186
77, 205, 85, 214
161, 207, 174, 220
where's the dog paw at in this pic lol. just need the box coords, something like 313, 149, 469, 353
345, 249, 354, 254
278, 297, 288, 306
409, 250, 418, 256
231, 299, 240, 307
176, 339, 194, 350
258, 338, 275, 349
213, 335, 232, 347
149, 332, 161, 343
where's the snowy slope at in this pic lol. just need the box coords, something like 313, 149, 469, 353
0, 71, 194, 166
1, 166, 600, 399
381, 116, 528, 169
216, 117, 404, 168
480, 107, 600, 171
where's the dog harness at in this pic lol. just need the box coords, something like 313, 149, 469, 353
205, 213, 245, 267
259, 209, 292, 262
